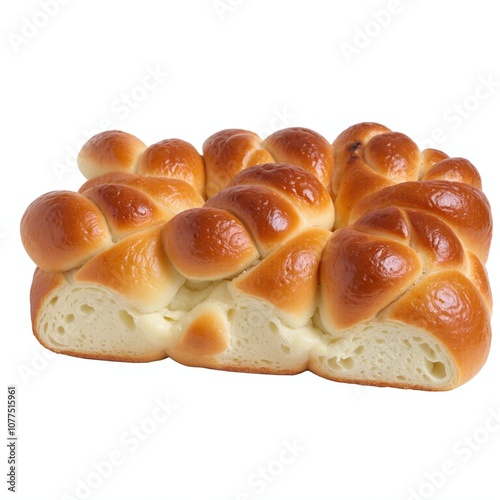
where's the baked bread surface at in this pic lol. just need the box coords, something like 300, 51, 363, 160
20, 123, 493, 390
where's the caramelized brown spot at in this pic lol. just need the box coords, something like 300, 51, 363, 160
178, 312, 228, 355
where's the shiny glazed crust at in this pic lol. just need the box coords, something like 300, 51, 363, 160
21, 123, 493, 390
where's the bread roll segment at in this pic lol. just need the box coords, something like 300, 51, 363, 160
202, 129, 274, 198
137, 138, 206, 196
77, 130, 146, 179
262, 127, 334, 191
20, 122, 493, 390
74, 226, 185, 313
20, 191, 112, 272
162, 207, 259, 281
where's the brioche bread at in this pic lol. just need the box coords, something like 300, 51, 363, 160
20, 123, 493, 390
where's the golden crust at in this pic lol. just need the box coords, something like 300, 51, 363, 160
176, 310, 229, 357
234, 228, 331, 324
20, 191, 112, 272
202, 129, 274, 198
332, 122, 391, 195
80, 172, 204, 215
137, 138, 206, 197
21, 122, 494, 390
405, 210, 466, 270
466, 251, 493, 313
162, 207, 259, 281
350, 206, 410, 243
74, 226, 183, 313
350, 180, 492, 262
82, 183, 171, 240
262, 127, 334, 192
30, 267, 66, 331
363, 131, 421, 183
421, 157, 482, 188
77, 130, 146, 179
386, 271, 491, 387
227, 163, 334, 229
320, 227, 423, 330
334, 158, 395, 228
421, 148, 449, 175
205, 184, 304, 256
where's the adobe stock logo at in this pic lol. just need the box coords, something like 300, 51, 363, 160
339, 0, 404, 64
418, 74, 500, 150
52, 64, 170, 182
231, 438, 306, 499
256, 106, 295, 139
7, 0, 72, 54
407, 405, 500, 500
212, 0, 245, 21
17, 348, 57, 385
60, 396, 179, 500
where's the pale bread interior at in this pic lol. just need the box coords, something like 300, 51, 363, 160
309, 319, 455, 389
35, 279, 456, 389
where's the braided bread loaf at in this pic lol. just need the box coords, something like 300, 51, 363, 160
20, 123, 493, 390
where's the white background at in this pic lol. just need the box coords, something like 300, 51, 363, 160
1, 1, 499, 499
